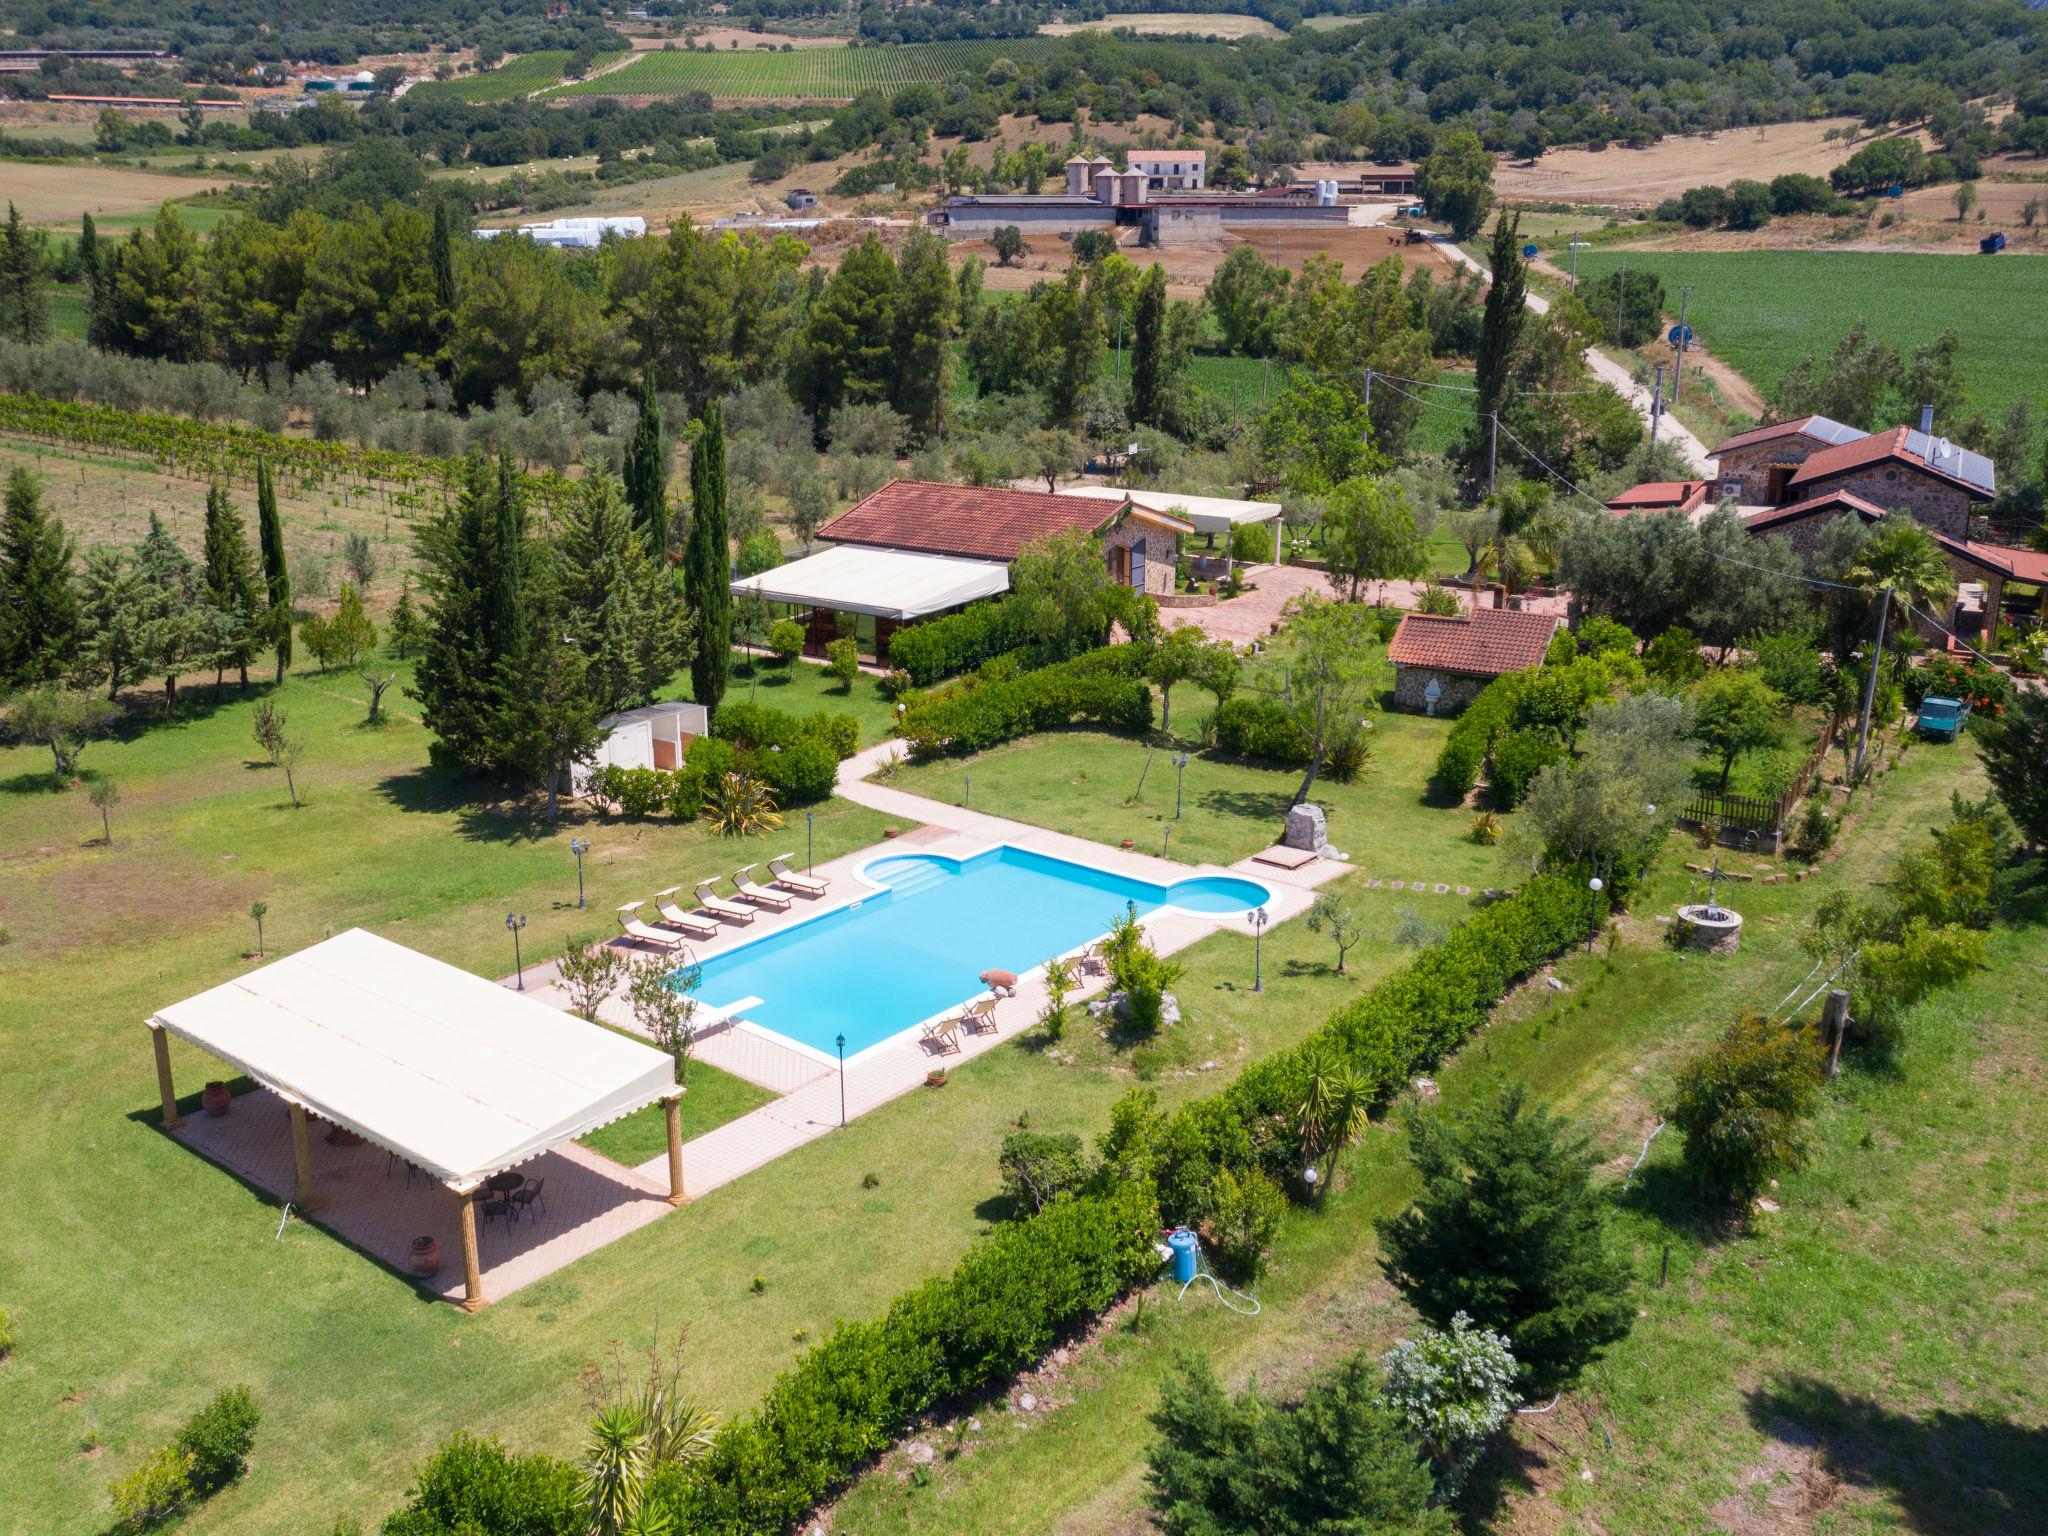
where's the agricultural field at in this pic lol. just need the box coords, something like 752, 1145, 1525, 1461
550, 38, 1155, 100
1040, 11, 1283, 38
407, 49, 625, 104
3, 161, 234, 226
1496, 118, 1914, 209
1571, 249, 2048, 419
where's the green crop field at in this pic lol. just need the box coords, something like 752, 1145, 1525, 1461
408, 49, 625, 103
547, 37, 1208, 99
1572, 249, 2048, 420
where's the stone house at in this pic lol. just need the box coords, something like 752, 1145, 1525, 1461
1711, 415, 1996, 541
1710, 415, 1870, 505
1604, 479, 1711, 517
1386, 608, 1561, 715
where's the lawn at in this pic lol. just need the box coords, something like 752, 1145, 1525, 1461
0, 651, 1417, 1532
547, 38, 1078, 100
822, 729, 2048, 1535
887, 708, 1508, 889
683, 651, 903, 745
1570, 249, 2048, 419
576, 1060, 775, 1165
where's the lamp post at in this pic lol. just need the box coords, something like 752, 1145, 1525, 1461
570, 837, 590, 909
505, 912, 527, 989
1162, 823, 1172, 858
1172, 751, 1189, 818
963, 773, 971, 809
1586, 875, 1604, 953
836, 1032, 847, 1128
1250, 906, 1269, 993
806, 810, 815, 874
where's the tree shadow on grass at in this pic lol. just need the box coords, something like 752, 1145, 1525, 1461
1620, 1159, 1749, 1250
0, 769, 68, 796
374, 766, 560, 845
1746, 1375, 2048, 1534
1195, 785, 1294, 824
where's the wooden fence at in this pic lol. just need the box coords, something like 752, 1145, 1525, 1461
1681, 714, 1841, 836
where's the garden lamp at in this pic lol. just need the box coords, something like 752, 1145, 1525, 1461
505, 912, 527, 989
1586, 875, 1604, 952
1250, 906, 1270, 993
1172, 751, 1190, 818
1162, 823, 1172, 858
964, 773, 971, 808
806, 810, 815, 874
570, 837, 590, 909
836, 1033, 847, 1128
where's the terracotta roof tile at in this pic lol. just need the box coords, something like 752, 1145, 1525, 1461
1968, 541, 2048, 586
1788, 426, 1992, 499
1387, 608, 1559, 680
1606, 480, 1708, 513
1710, 415, 1866, 457
819, 480, 1128, 562
1740, 489, 1891, 532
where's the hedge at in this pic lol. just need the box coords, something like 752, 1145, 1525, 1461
713, 700, 861, 762
900, 646, 1151, 759
886, 600, 1034, 686
1487, 728, 1566, 808
1428, 672, 1522, 801
1213, 694, 1311, 763
381, 873, 1593, 1536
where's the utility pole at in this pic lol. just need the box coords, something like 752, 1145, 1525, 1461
1612, 261, 1628, 348
1649, 365, 1665, 445
1568, 239, 1589, 290
1853, 585, 1891, 781
1673, 285, 1692, 402
1487, 411, 1499, 494
1362, 367, 1372, 447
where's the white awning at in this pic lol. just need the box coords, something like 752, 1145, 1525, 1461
730, 544, 1009, 620
150, 930, 675, 1191
1059, 484, 1282, 535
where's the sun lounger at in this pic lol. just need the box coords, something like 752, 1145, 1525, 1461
920, 1014, 963, 1055
768, 854, 828, 898
958, 996, 1000, 1035
617, 902, 689, 951
693, 879, 756, 926
733, 864, 793, 912
652, 887, 718, 939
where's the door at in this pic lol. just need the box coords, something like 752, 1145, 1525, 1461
1108, 544, 1129, 585
1130, 539, 1147, 592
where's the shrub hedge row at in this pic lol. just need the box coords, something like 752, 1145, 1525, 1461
382, 873, 1593, 1536
1212, 694, 1311, 763
1427, 671, 1527, 802
713, 701, 860, 763
900, 646, 1151, 759
885, 601, 1035, 686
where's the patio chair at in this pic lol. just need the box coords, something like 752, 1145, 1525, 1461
768, 854, 828, 898
510, 1177, 547, 1221
480, 1196, 513, 1229
693, 879, 757, 926
733, 864, 793, 912
618, 902, 690, 951
1077, 940, 1111, 978
920, 1014, 963, 1055
959, 995, 1000, 1036
652, 887, 719, 939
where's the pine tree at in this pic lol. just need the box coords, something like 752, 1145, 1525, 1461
558, 469, 687, 715
491, 567, 601, 823
255, 457, 292, 682
0, 467, 80, 688
200, 482, 265, 690
0, 202, 50, 344
1129, 264, 1168, 430
75, 546, 146, 700
386, 576, 425, 658
622, 375, 669, 553
132, 512, 212, 710
889, 227, 956, 444
790, 234, 897, 439
684, 405, 731, 714
1377, 1082, 1634, 1395
412, 455, 531, 775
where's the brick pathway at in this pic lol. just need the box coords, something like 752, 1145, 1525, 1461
1160, 562, 1567, 648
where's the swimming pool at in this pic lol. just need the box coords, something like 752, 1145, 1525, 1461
686, 845, 1269, 1062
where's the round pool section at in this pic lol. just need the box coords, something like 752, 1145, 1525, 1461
1163, 875, 1271, 914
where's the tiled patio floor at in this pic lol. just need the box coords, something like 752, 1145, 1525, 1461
171, 1087, 672, 1305
1160, 561, 1567, 647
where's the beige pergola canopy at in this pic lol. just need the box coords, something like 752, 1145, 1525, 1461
149, 929, 675, 1191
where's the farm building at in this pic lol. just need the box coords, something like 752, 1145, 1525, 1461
1710, 410, 1994, 540
733, 481, 1192, 662
1291, 161, 1420, 196
1125, 149, 1206, 191
1605, 480, 1711, 517
938, 169, 1347, 242
785, 188, 818, 210
1386, 608, 1561, 716
473, 216, 646, 248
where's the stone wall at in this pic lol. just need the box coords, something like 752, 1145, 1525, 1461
1806, 466, 1973, 540
1103, 519, 1179, 597
1715, 440, 1827, 504
1391, 665, 1486, 715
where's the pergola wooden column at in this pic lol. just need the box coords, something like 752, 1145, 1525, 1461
663, 1089, 686, 1205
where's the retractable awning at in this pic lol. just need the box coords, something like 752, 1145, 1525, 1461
731, 544, 1010, 620
149, 929, 675, 1191
1058, 484, 1283, 536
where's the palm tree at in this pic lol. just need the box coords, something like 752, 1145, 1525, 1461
579, 1404, 661, 1536
1847, 519, 1957, 663
1295, 1046, 1371, 1200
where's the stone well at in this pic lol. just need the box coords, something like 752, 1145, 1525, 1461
1675, 903, 1743, 954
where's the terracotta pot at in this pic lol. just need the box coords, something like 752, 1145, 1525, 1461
884, 827, 899, 839
925, 1069, 948, 1088
409, 1235, 442, 1277
201, 1081, 231, 1117
1120, 838, 1135, 850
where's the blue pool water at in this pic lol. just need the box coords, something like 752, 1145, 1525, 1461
687, 846, 1268, 1058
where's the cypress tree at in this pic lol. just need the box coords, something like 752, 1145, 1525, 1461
623, 375, 668, 553
684, 405, 731, 714
0, 467, 80, 688
200, 482, 265, 690
0, 202, 50, 345
1469, 210, 1526, 473
413, 458, 507, 774
255, 457, 292, 682
1129, 264, 1168, 430
77, 212, 99, 303
430, 199, 456, 374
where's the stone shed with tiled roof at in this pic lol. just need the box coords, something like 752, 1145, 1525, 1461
1386, 607, 1562, 715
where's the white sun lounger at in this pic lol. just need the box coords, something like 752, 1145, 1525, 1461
652, 887, 718, 939
768, 854, 828, 897
694, 879, 756, 926
617, 902, 689, 951
733, 864, 793, 911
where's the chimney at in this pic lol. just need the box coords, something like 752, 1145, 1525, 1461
1918, 403, 1933, 434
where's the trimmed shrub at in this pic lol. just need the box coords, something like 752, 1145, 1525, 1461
886, 600, 1034, 685
998, 1130, 1087, 1214
1428, 673, 1523, 802
176, 1385, 259, 1496
1199, 1166, 1288, 1283
109, 1445, 193, 1529
1904, 655, 2014, 719
1487, 728, 1565, 807
1228, 520, 1275, 564
713, 701, 860, 761
379, 1433, 582, 1536
1213, 694, 1310, 763
756, 736, 838, 805
766, 619, 805, 665
900, 647, 1151, 759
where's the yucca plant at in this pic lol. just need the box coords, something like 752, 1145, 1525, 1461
701, 770, 783, 838
1295, 1044, 1370, 1200
578, 1404, 658, 1536
1468, 810, 1501, 845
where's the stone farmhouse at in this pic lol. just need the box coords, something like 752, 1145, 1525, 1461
1386, 607, 1562, 715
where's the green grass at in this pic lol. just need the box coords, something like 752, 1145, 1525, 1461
548, 38, 1080, 100
0, 650, 1415, 1532
407, 50, 627, 103
684, 652, 902, 744
576, 1061, 774, 1165
887, 705, 1507, 889
824, 733, 2048, 1536
1571, 249, 2048, 418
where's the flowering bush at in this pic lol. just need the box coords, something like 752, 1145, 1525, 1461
1379, 1313, 1519, 1495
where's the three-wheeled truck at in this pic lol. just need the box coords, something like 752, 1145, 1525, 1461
1916, 695, 1972, 742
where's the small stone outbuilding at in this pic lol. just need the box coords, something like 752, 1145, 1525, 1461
1386, 608, 1561, 715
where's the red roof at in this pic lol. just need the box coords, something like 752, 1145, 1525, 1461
1605, 480, 1708, 514
1740, 489, 1891, 533
1963, 541, 2048, 586
1710, 416, 1835, 456
1387, 608, 1560, 680
1788, 426, 1991, 500
1744, 493, 2038, 581
819, 480, 1131, 562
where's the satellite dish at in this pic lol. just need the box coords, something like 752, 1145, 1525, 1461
1521, 242, 1540, 257
1667, 324, 1696, 345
